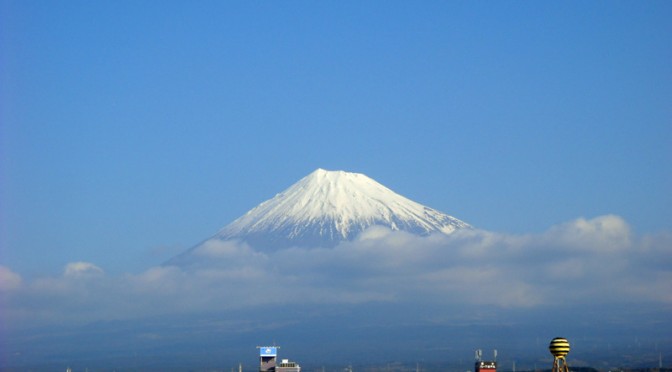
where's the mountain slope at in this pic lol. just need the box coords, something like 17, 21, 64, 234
170, 169, 470, 263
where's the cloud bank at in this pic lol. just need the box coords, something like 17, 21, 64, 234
1, 215, 671, 328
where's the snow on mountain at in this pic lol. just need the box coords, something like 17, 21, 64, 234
169, 169, 470, 263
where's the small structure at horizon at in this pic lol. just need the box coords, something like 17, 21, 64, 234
475, 349, 497, 372
257, 345, 301, 372
549, 337, 571, 372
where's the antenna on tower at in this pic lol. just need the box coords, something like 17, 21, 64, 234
494, 350, 498, 361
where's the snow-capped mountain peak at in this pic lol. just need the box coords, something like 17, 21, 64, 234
168, 169, 470, 264
213, 169, 470, 249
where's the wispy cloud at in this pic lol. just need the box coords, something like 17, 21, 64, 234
64, 261, 105, 278
0, 266, 22, 291
1, 215, 670, 328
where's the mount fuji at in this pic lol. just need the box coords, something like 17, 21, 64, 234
169, 169, 470, 264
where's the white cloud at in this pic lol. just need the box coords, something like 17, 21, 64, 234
0, 265, 22, 290
63, 261, 105, 278
542, 214, 632, 252
2, 215, 670, 328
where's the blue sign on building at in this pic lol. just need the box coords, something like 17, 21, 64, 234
260, 347, 278, 357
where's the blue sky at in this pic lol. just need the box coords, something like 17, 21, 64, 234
2, 1, 670, 275
1, 2, 671, 368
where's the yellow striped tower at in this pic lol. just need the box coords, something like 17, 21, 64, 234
548, 337, 570, 372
